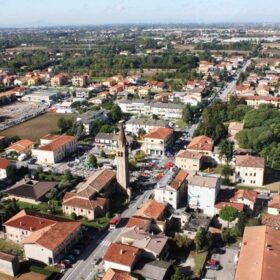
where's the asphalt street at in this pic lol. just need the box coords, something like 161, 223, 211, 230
62, 189, 153, 280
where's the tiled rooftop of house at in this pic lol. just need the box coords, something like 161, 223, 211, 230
235, 155, 265, 168
39, 134, 75, 152
103, 243, 141, 267
144, 127, 173, 140
235, 226, 280, 280
136, 200, 166, 220
187, 135, 214, 152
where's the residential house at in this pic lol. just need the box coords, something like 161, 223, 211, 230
175, 150, 203, 171
125, 119, 169, 136
243, 95, 280, 109
76, 109, 110, 135
230, 189, 258, 212
228, 122, 244, 139
5, 180, 58, 204
186, 135, 214, 162
0, 252, 19, 277
199, 61, 214, 73
150, 103, 183, 119
32, 134, 77, 164
136, 200, 166, 232
267, 195, 280, 215
103, 243, 142, 272
0, 158, 10, 179
51, 74, 68, 87
72, 75, 88, 87
120, 226, 168, 259
235, 155, 265, 187
256, 85, 270, 96
6, 139, 34, 155
154, 169, 188, 209
103, 269, 137, 280
4, 210, 81, 265
235, 226, 280, 280
142, 128, 173, 156
215, 201, 244, 215
188, 174, 221, 216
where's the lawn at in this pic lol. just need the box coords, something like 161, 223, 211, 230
0, 239, 23, 259
190, 250, 208, 279
17, 200, 62, 215
1, 113, 76, 142
82, 216, 110, 229
175, 119, 187, 129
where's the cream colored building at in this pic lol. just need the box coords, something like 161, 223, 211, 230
4, 210, 81, 265
175, 150, 203, 171
72, 75, 88, 87
235, 155, 265, 187
267, 195, 280, 215
32, 134, 77, 164
154, 169, 188, 209
142, 128, 173, 156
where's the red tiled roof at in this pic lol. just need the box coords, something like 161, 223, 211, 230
39, 135, 76, 151
176, 150, 203, 160
136, 200, 166, 220
231, 189, 258, 203
144, 128, 173, 140
103, 269, 135, 280
262, 213, 280, 228
235, 226, 280, 280
103, 243, 141, 267
63, 195, 108, 210
236, 155, 265, 168
6, 139, 33, 153
170, 169, 188, 191
126, 216, 151, 231
215, 201, 244, 212
187, 135, 214, 152
0, 158, 10, 169
268, 195, 280, 210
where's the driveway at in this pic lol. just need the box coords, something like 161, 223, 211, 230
205, 247, 238, 280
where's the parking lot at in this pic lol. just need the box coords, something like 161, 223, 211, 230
204, 247, 238, 280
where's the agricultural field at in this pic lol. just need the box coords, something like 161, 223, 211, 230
1, 113, 76, 142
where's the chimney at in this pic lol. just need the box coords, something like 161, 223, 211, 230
120, 249, 123, 255
30, 227, 33, 231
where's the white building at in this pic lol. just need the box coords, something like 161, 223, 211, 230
188, 174, 221, 216
117, 100, 183, 119
142, 128, 173, 156
32, 134, 77, 164
125, 119, 169, 135
235, 155, 265, 187
154, 169, 188, 209
0, 158, 10, 180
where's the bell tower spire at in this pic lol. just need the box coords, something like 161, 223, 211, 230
116, 124, 131, 199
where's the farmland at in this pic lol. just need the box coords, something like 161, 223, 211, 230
1, 113, 76, 142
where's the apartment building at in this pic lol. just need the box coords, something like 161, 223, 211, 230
154, 169, 188, 209
235, 155, 265, 187
175, 150, 203, 171
71, 75, 88, 87
125, 119, 169, 136
188, 174, 221, 216
50, 74, 68, 87
142, 128, 173, 156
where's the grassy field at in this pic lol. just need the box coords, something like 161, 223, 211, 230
1, 113, 76, 142
0, 239, 23, 259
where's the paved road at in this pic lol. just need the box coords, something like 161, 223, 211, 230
62, 189, 153, 280
205, 247, 238, 280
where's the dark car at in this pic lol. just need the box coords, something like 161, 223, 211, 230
205, 264, 221, 271
211, 247, 226, 254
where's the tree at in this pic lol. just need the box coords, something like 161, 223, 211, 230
100, 150, 107, 158
175, 234, 192, 249
182, 104, 192, 123
221, 164, 233, 180
194, 227, 207, 251
6, 165, 17, 180
171, 266, 189, 280
219, 206, 238, 222
99, 124, 115, 133
111, 105, 122, 122
234, 212, 247, 237
219, 140, 234, 163
70, 212, 77, 220
88, 154, 98, 168
134, 150, 146, 162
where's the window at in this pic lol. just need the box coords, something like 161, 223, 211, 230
81, 209, 83, 212
73, 208, 76, 211
245, 173, 247, 176
254, 173, 256, 176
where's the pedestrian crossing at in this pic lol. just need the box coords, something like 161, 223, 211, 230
100, 240, 111, 247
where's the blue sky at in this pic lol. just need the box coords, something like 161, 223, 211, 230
0, 0, 279, 27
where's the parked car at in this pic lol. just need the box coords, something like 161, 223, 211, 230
207, 259, 220, 266
211, 247, 226, 254
72, 249, 81, 256
205, 264, 221, 271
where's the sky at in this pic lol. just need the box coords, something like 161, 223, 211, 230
0, 0, 280, 27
